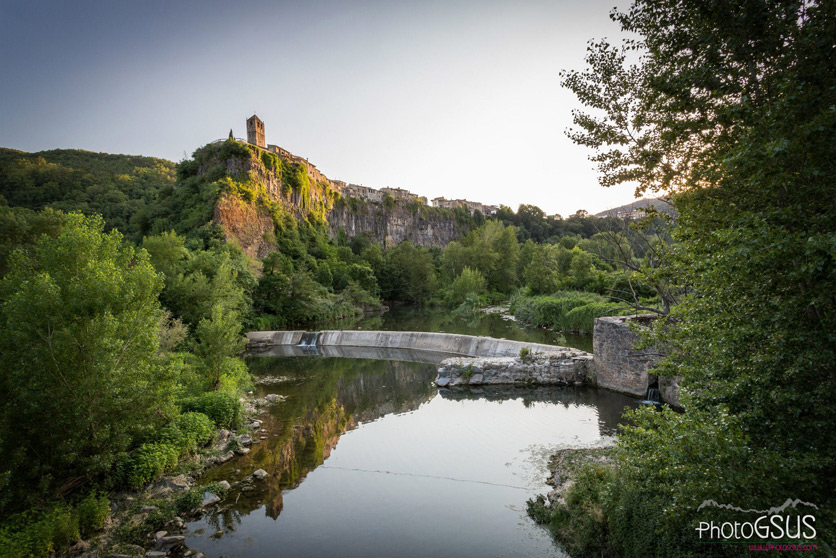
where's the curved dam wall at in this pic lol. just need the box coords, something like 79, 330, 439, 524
247, 329, 589, 359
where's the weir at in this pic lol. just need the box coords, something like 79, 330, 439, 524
247, 329, 589, 359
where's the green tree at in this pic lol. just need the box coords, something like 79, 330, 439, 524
192, 304, 248, 390
556, 0, 836, 553
0, 213, 175, 510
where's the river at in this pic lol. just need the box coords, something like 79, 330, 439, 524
183, 346, 638, 557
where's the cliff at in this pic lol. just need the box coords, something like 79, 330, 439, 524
328, 200, 462, 248
198, 139, 464, 256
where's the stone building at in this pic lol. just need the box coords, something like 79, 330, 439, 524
431, 197, 490, 215
247, 114, 265, 148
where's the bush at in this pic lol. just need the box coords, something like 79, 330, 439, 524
158, 412, 215, 453
180, 391, 241, 428
510, 290, 623, 332
76, 492, 109, 539
563, 302, 626, 334
519, 347, 532, 363
127, 442, 179, 489
0, 506, 78, 558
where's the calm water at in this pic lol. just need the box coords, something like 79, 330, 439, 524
184, 356, 638, 557
330, 306, 593, 353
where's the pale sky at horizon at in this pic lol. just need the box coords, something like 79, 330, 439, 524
0, 0, 641, 216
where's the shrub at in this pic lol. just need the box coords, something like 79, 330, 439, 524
174, 489, 203, 515
0, 506, 78, 558
563, 302, 626, 334
76, 492, 109, 539
158, 412, 215, 453
127, 442, 179, 489
510, 291, 614, 332
180, 391, 241, 428
519, 347, 532, 363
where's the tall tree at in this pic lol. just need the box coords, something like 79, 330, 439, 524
0, 213, 175, 509
561, 0, 836, 553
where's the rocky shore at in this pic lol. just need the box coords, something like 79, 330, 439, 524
69, 392, 283, 558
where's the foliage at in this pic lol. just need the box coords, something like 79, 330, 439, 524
158, 412, 215, 454
0, 212, 175, 510
192, 304, 248, 389
518, 347, 532, 363
75, 492, 110, 539
446, 266, 486, 307
548, 0, 836, 554
0, 505, 79, 558
180, 391, 241, 428
511, 290, 625, 333
0, 148, 176, 242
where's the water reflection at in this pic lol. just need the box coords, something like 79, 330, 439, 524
186, 357, 638, 558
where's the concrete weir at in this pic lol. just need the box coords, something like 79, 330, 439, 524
247, 329, 587, 359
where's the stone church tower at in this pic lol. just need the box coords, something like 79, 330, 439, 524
246, 114, 265, 148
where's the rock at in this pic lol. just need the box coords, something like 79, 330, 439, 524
252, 468, 268, 480
202, 492, 221, 506
196, 554, 205, 558
210, 530, 224, 539
217, 450, 234, 463
218, 480, 231, 490
108, 554, 131, 558
468, 373, 484, 385
157, 535, 185, 551
154, 531, 168, 540
161, 474, 191, 492
235, 434, 253, 446
250, 420, 262, 428
139, 505, 158, 513
235, 447, 250, 456
264, 394, 279, 403
435, 377, 450, 387
145, 552, 168, 558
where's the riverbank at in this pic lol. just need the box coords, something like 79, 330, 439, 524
527, 447, 617, 557
64, 393, 282, 558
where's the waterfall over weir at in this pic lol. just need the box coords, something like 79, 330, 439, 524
298, 332, 321, 355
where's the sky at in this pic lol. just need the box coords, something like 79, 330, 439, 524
0, 0, 641, 216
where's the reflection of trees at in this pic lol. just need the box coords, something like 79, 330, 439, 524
212, 358, 437, 519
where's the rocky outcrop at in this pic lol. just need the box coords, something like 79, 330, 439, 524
213, 194, 275, 259
436, 351, 594, 387
328, 203, 461, 248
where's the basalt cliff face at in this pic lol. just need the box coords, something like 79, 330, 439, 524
202, 140, 463, 257
327, 203, 461, 248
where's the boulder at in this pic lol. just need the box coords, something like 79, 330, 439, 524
202, 492, 220, 507
252, 469, 268, 480
218, 480, 231, 490
235, 434, 253, 446
435, 377, 450, 387
156, 535, 185, 551
235, 447, 250, 456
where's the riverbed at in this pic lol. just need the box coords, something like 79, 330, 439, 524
183, 356, 638, 557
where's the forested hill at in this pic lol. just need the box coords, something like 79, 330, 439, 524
0, 147, 177, 240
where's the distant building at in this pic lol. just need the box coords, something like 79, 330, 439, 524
432, 197, 490, 215
344, 184, 384, 203
247, 114, 265, 148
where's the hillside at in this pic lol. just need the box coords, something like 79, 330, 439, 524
594, 197, 676, 218
0, 147, 177, 240
0, 142, 469, 253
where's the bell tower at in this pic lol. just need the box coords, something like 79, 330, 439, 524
246, 114, 265, 148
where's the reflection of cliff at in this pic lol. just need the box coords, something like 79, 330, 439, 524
211, 359, 437, 519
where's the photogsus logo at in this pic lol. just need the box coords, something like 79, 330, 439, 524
695, 498, 818, 552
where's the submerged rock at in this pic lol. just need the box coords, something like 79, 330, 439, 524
252, 469, 268, 480
202, 492, 221, 507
